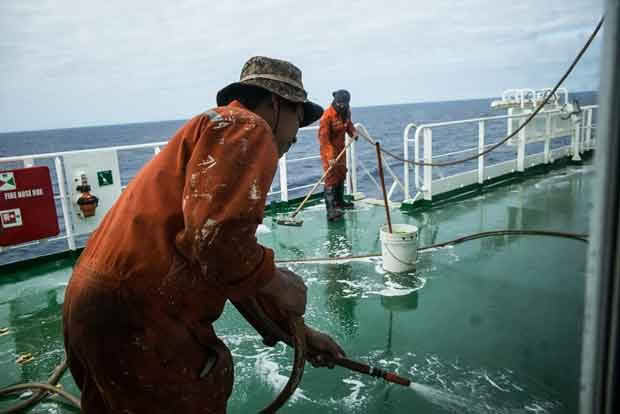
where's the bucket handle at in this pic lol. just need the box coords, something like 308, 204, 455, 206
384, 243, 418, 267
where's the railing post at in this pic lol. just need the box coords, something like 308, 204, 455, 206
517, 117, 526, 172
278, 154, 288, 202
54, 156, 76, 250
582, 113, 588, 153
544, 113, 551, 164
352, 135, 358, 194
579, 114, 584, 154
572, 121, 582, 161
403, 128, 409, 200
561, 88, 568, 106
403, 124, 415, 200
423, 128, 433, 200
345, 134, 357, 195
414, 128, 421, 193
345, 135, 350, 195
478, 121, 485, 184
585, 108, 593, 150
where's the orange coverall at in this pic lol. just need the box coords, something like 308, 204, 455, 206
63, 101, 280, 413
318, 105, 357, 187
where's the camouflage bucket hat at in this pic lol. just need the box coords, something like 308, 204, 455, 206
217, 56, 323, 127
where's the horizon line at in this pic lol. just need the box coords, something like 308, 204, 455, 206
0, 89, 598, 135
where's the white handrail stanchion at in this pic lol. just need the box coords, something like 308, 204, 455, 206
279, 154, 289, 202
586, 108, 593, 150
544, 113, 551, 164
423, 128, 433, 200
351, 134, 358, 194
414, 127, 420, 191
572, 121, 582, 162
517, 118, 526, 172
478, 121, 485, 184
54, 157, 76, 251
403, 123, 417, 200
345, 134, 354, 195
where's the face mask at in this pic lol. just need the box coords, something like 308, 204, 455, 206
334, 102, 349, 119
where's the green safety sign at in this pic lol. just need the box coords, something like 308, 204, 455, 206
97, 170, 113, 186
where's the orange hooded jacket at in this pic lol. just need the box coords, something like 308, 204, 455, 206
63, 101, 281, 413
317, 104, 357, 187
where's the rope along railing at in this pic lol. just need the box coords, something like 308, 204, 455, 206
351, 123, 405, 201
359, 16, 604, 168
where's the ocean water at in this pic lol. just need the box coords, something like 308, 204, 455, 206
0, 92, 597, 264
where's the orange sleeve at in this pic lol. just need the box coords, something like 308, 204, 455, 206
318, 113, 336, 160
175, 110, 278, 301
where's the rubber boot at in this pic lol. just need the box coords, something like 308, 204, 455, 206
336, 182, 355, 209
324, 186, 344, 221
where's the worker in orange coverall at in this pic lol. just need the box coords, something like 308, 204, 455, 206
63, 56, 345, 413
317, 89, 358, 221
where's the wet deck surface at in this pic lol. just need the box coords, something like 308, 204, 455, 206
1, 163, 592, 413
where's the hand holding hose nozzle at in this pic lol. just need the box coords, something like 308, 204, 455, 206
233, 295, 414, 412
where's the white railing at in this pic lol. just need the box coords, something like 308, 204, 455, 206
0, 126, 353, 254
0, 106, 598, 256
270, 124, 368, 201
0, 142, 167, 254
403, 105, 598, 201
269, 126, 322, 202
355, 124, 405, 203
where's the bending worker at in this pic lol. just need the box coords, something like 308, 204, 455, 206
63, 56, 345, 413
317, 89, 358, 221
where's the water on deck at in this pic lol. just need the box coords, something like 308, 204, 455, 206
0, 162, 592, 413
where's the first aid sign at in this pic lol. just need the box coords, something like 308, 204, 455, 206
0, 167, 59, 247
0, 172, 16, 191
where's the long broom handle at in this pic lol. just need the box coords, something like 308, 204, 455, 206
289, 139, 354, 219
375, 142, 393, 233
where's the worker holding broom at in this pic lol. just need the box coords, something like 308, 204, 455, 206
318, 89, 358, 221
63, 56, 345, 413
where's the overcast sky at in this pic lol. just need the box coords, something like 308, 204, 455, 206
0, 0, 604, 132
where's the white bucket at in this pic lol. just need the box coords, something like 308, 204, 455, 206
380, 224, 419, 273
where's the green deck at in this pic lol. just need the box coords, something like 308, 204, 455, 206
0, 161, 592, 413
